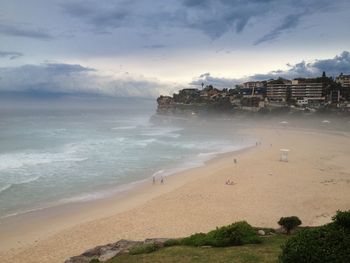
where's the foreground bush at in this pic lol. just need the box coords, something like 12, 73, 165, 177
279, 210, 350, 263
278, 216, 302, 234
333, 210, 350, 228
181, 221, 261, 247
163, 239, 181, 247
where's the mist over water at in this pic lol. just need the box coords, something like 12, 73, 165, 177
0, 96, 255, 218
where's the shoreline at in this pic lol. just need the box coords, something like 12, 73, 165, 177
0, 132, 256, 221
0, 143, 256, 253
1, 126, 349, 263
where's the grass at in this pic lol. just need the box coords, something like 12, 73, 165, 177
106, 234, 288, 263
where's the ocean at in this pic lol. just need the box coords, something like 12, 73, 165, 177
0, 96, 255, 218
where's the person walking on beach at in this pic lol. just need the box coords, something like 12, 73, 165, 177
160, 176, 164, 184
152, 175, 156, 184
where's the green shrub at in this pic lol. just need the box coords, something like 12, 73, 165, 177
332, 210, 350, 228
279, 211, 350, 263
181, 233, 207, 247
181, 221, 261, 247
278, 216, 302, 234
89, 259, 100, 263
206, 221, 261, 246
163, 239, 181, 247
129, 243, 158, 255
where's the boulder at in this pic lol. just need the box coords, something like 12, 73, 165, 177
64, 238, 169, 263
258, 229, 266, 236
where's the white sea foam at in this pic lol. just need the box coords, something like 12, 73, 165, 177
0, 184, 11, 194
141, 127, 183, 138
134, 138, 158, 147
0, 147, 88, 171
111, 126, 137, 130
16, 176, 41, 185
0, 176, 41, 195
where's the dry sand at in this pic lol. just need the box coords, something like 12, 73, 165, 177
0, 127, 350, 263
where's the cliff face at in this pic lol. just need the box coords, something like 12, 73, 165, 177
156, 87, 236, 115
156, 95, 175, 114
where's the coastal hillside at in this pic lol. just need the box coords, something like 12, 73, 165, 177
157, 74, 350, 116
65, 210, 350, 263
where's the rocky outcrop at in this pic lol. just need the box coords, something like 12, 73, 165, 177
64, 238, 170, 263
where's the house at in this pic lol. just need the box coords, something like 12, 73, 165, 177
335, 73, 350, 88
241, 81, 267, 98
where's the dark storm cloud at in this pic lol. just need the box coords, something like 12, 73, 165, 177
0, 63, 178, 98
254, 12, 305, 45
250, 51, 350, 80
312, 51, 350, 75
59, 1, 131, 33
60, 0, 339, 43
190, 51, 350, 88
0, 23, 53, 40
0, 51, 23, 60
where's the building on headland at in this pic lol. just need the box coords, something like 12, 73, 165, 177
330, 89, 341, 104
291, 79, 325, 106
266, 79, 291, 102
156, 72, 350, 115
242, 81, 265, 89
335, 73, 350, 88
266, 78, 325, 105
241, 81, 267, 98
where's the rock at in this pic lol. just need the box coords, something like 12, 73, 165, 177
64, 239, 170, 263
98, 250, 118, 261
64, 255, 93, 263
258, 229, 266, 236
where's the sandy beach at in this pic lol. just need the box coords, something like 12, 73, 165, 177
1, 126, 350, 263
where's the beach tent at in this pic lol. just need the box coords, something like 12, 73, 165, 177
280, 149, 290, 162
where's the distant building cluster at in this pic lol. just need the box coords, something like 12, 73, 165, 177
157, 73, 350, 114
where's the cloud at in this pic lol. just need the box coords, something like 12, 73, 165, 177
59, 1, 131, 33
190, 72, 237, 88
190, 51, 350, 88
0, 23, 53, 40
249, 51, 350, 80
60, 0, 340, 43
0, 51, 23, 60
0, 63, 180, 98
253, 0, 339, 45
254, 12, 305, 45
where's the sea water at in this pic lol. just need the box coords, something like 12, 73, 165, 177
0, 97, 255, 218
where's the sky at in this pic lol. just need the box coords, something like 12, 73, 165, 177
0, 0, 350, 98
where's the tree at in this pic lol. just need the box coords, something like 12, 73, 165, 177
278, 216, 302, 234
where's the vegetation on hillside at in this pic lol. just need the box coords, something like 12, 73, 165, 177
97, 210, 350, 263
106, 235, 287, 263
277, 216, 302, 235
279, 210, 350, 263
